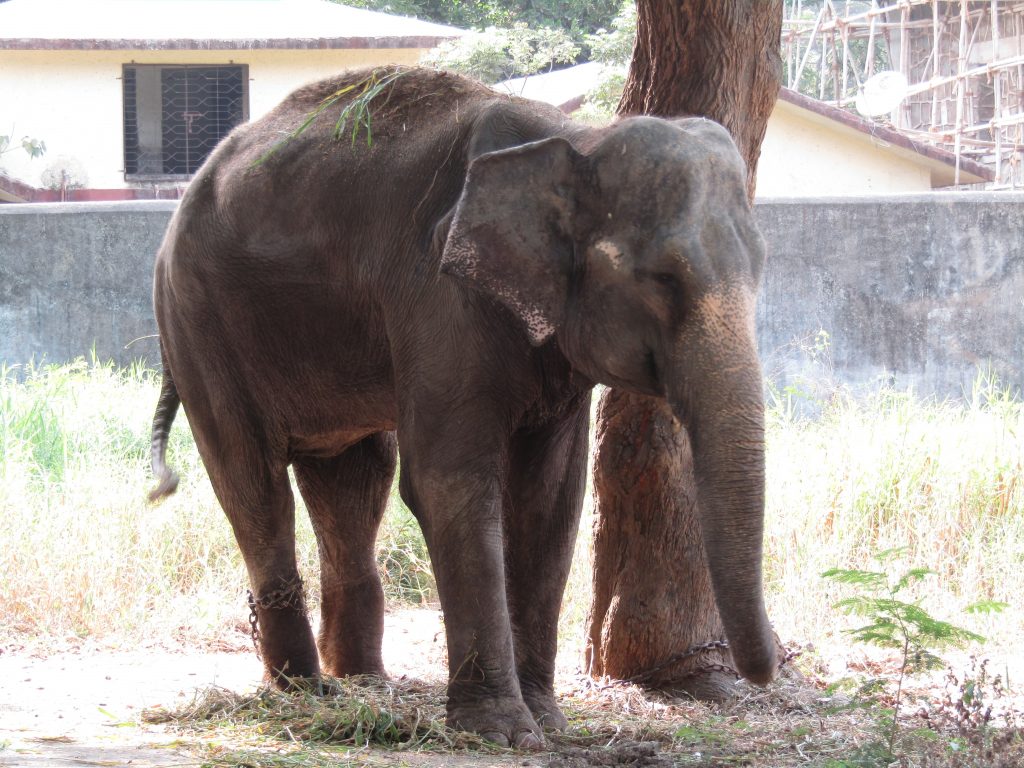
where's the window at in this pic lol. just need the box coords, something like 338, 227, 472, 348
123, 64, 248, 179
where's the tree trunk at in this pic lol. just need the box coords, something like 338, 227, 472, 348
618, 0, 782, 195
586, 0, 783, 701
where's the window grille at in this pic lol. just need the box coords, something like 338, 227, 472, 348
123, 64, 247, 178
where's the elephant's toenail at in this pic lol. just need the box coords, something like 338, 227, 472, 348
513, 731, 544, 750
480, 731, 511, 748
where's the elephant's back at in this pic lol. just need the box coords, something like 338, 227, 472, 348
209, 67, 495, 188
151, 68, 499, 429
177, 68, 492, 278
282, 66, 496, 124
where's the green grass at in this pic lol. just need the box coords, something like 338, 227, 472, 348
0, 358, 1020, 657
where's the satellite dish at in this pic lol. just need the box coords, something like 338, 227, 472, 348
855, 71, 909, 118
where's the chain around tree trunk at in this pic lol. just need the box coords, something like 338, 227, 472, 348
626, 639, 736, 684
627, 638, 801, 686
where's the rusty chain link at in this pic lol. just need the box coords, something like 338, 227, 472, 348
627, 637, 801, 685
246, 591, 262, 658
626, 639, 735, 684
245, 576, 306, 660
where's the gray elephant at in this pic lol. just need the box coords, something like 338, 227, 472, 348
149, 65, 775, 748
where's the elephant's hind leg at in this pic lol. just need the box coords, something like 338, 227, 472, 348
293, 432, 397, 678
202, 450, 320, 686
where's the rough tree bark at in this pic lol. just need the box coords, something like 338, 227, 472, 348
586, 0, 784, 702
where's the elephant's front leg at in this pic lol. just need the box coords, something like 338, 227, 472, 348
399, 426, 542, 749
504, 395, 590, 731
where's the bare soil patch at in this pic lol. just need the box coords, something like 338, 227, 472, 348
2, 608, 1022, 767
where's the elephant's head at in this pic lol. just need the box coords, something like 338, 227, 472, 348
440, 115, 775, 685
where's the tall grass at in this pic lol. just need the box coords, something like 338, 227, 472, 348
0, 359, 429, 649
763, 375, 1023, 649
0, 359, 1020, 655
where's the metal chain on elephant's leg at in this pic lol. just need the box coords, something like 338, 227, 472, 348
245, 576, 307, 660
246, 591, 262, 658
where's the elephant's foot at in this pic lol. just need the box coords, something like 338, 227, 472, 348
248, 584, 320, 688
447, 696, 544, 749
260, 638, 321, 689
521, 689, 568, 732
320, 653, 386, 681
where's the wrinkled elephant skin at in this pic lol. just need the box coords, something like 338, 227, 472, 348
149, 66, 773, 747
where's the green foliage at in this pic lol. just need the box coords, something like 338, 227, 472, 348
825, 548, 1003, 676
0, 132, 45, 159
422, 23, 579, 83
823, 548, 1007, 763
336, 0, 620, 39
574, 0, 634, 121
1, 357, 147, 486
586, 0, 635, 66
258, 69, 407, 165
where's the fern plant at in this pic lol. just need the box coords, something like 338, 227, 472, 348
823, 547, 1006, 761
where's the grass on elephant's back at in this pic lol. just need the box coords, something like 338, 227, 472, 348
0, 358, 432, 649
0, 358, 1021, 656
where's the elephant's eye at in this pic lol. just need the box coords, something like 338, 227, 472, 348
652, 272, 678, 287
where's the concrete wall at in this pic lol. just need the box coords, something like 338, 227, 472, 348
754, 193, 1024, 400
1, 195, 1022, 401
0, 201, 174, 367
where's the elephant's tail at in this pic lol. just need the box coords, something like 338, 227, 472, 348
148, 364, 181, 503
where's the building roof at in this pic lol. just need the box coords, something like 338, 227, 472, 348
776, 88, 994, 187
495, 61, 603, 114
496, 63, 994, 188
0, 0, 462, 51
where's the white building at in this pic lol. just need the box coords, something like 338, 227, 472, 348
0, 0, 461, 202
758, 88, 992, 196
497, 65, 993, 196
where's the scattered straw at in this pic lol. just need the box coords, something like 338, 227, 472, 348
145, 663, 1024, 767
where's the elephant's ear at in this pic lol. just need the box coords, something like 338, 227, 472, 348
440, 137, 579, 346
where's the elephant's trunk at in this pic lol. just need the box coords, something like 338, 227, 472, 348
669, 286, 776, 685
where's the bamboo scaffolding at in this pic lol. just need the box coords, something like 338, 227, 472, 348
782, 0, 1024, 188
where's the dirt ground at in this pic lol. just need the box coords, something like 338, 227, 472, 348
0, 608, 512, 767
2, 607, 1022, 767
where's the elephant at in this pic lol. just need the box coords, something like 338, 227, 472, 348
148, 65, 775, 748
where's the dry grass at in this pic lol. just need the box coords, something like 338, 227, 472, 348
2, 358, 1023, 765
142, 671, 846, 766
0, 359, 430, 650
763, 375, 1024, 652
3, 360, 1019, 654
143, 664, 1024, 766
